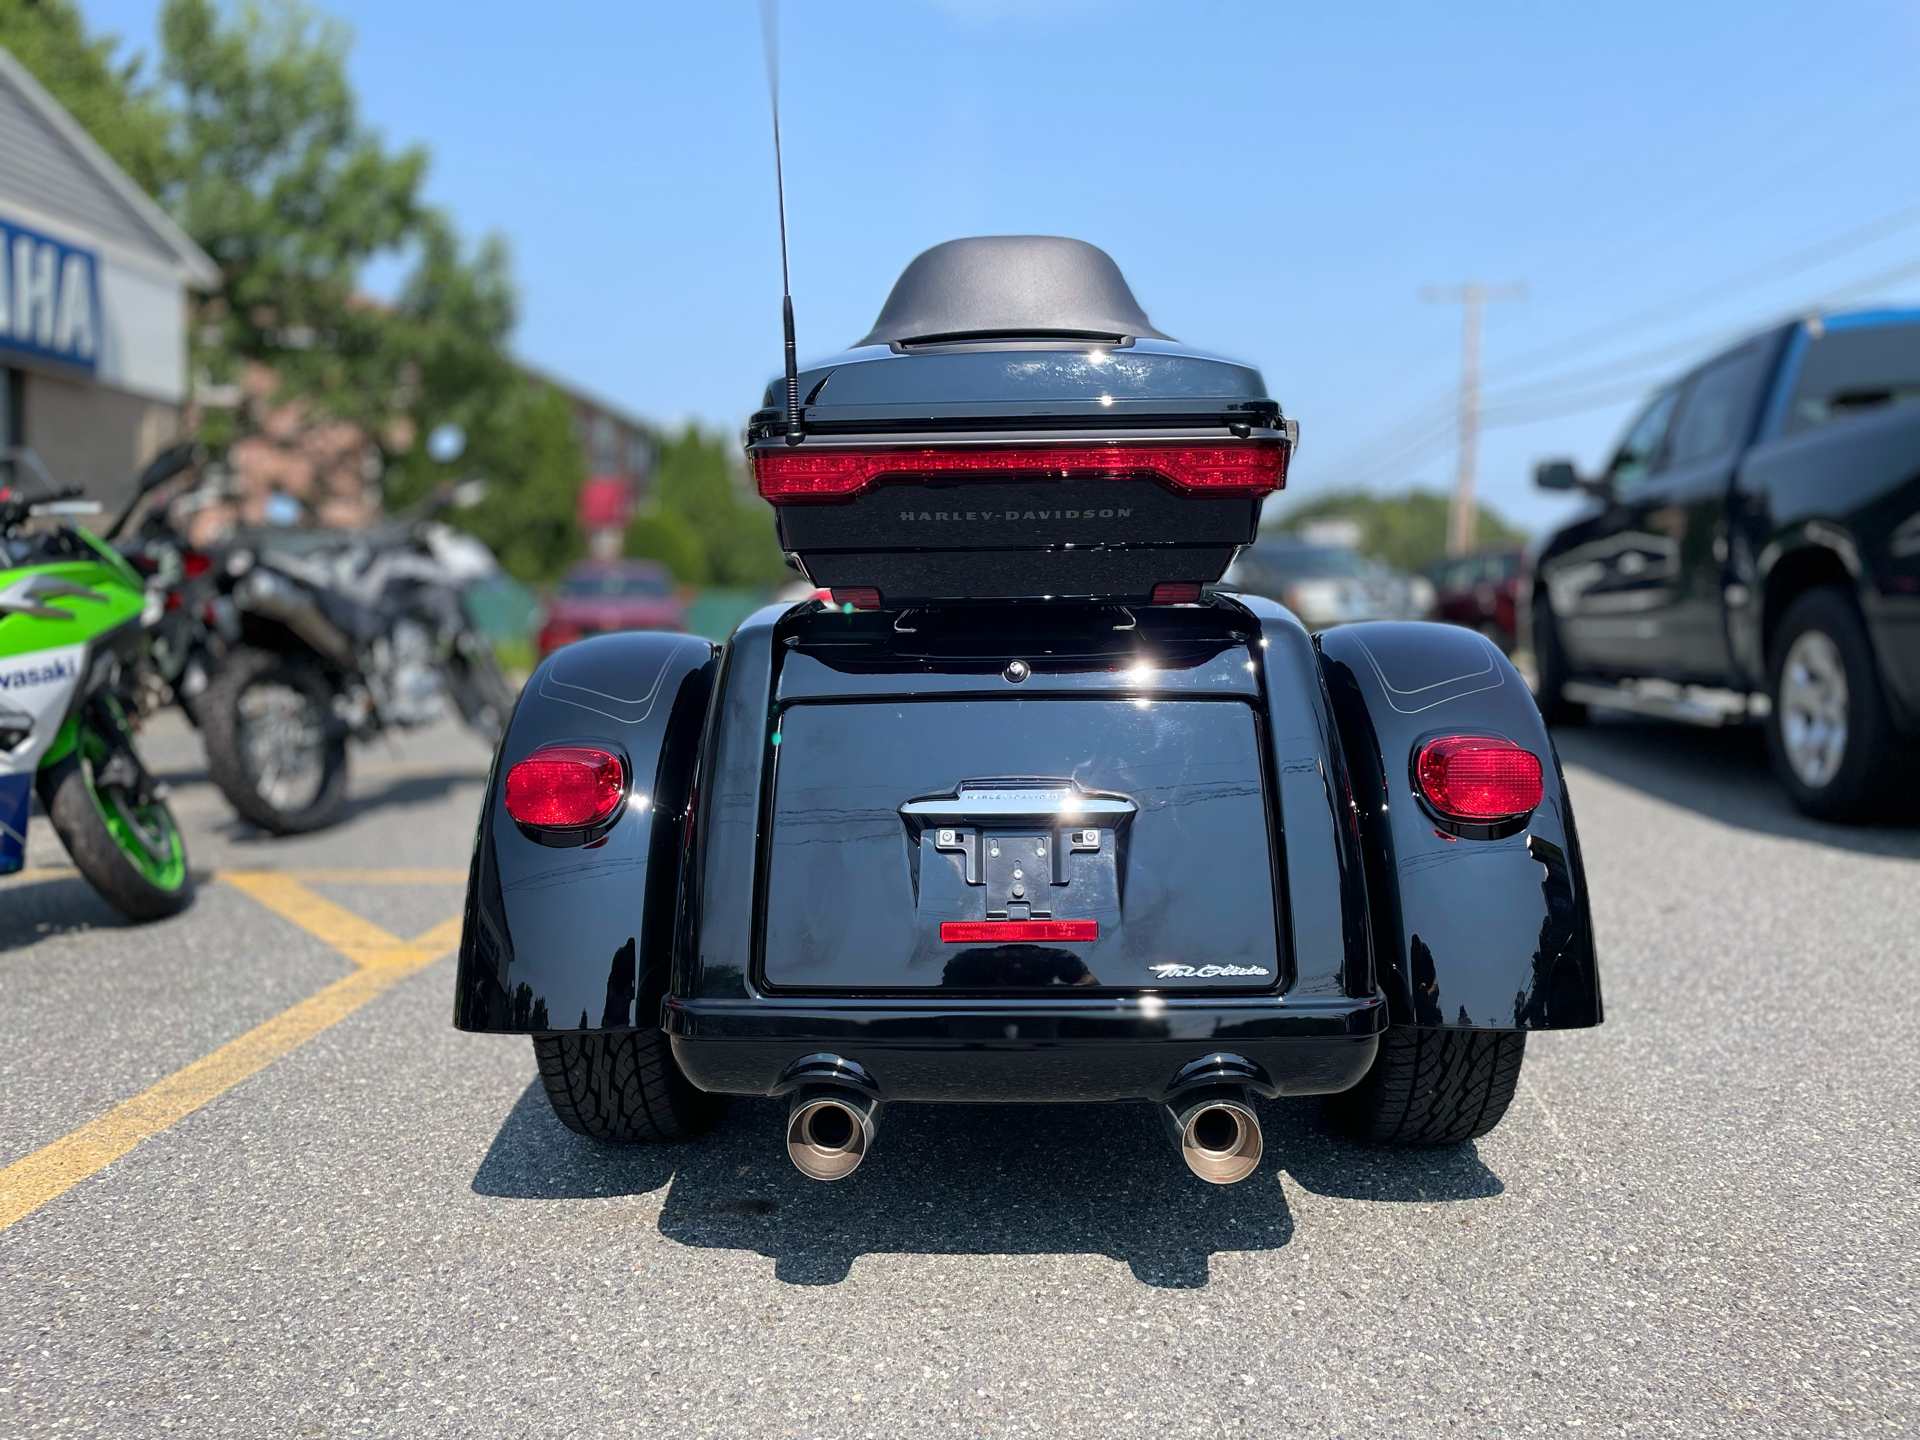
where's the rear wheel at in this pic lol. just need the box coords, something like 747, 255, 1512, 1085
38, 729, 191, 921
200, 647, 350, 835
1324, 1025, 1525, 1146
532, 1030, 722, 1143
1766, 586, 1912, 822
1530, 591, 1587, 726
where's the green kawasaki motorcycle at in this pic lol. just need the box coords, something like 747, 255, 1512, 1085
0, 447, 194, 919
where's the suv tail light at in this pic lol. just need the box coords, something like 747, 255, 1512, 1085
751, 441, 1288, 503
1414, 736, 1543, 822
505, 745, 626, 829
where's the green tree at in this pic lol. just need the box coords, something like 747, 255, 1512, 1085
5, 0, 603, 586
652, 427, 786, 588
157, 0, 429, 446
1269, 488, 1527, 574
374, 223, 587, 582
0, 0, 173, 192
448, 380, 587, 583
624, 510, 709, 585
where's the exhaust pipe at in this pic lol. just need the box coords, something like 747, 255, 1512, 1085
1163, 1085, 1263, 1185
785, 1086, 881, 1182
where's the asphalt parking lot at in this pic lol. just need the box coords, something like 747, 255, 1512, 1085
1, 709, 1915, 1439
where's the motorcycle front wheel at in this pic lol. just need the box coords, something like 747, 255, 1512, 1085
200, 647, 351, 835
447, 636, 517, 747
38, 728, 192, 921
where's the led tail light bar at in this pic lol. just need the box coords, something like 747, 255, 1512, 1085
941, 920, 1099, 943
752, 441, 1288, 503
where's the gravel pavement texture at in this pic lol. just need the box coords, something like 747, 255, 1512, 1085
0, 710, 1913, 1438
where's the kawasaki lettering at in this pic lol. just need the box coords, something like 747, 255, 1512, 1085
0, 657, 77, 690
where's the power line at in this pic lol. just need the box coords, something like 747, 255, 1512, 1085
1309, 253, 1920, 495
1481, 254, 1920, 429
1508, 96, 1920, 315
1308, 221, 1920, 488
1485, 199, 1920, 382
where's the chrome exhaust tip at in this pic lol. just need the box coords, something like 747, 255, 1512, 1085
1164, 1086, 1263, 1185
785, 1087, 880, 1182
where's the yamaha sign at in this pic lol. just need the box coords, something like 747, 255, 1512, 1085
0, 217, 99, 374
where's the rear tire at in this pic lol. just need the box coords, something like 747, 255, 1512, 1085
38, 750, 192, 921
1766, 586, 1912, 822
1530, 591, 1587, 726
1325, 1025, 1525, 1146
200, 647, 350, 835
532, 1030, 722, 1143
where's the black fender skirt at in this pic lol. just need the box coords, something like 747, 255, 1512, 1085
453, 630, 718, 1032
1316, 620, 1602, 1031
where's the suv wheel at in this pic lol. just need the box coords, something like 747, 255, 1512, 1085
1530, 592, 1587, 726
1767, 586, 1911, 822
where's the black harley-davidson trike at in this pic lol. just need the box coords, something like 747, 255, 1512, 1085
454, 237, 1601, 1185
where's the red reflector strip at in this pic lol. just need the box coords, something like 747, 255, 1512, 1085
941, 920, 1099, 943
829, 586, 881, 610
504, 745, 626, 828
1414, 735, 1544, 821
1150, 582, 1204, 605
752, 442, 1288, 502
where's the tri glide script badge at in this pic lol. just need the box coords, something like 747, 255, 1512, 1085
1150, 963, 1271, 979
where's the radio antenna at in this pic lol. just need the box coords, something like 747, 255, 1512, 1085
760, 0, 803, 446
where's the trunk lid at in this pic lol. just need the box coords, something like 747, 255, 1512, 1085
759, 694, 1282, 993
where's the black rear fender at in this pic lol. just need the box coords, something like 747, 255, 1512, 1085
454, 630, 718, 1032
1316, 621, 1602, 1031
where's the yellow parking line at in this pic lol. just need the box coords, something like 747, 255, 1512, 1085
0, 875, 465, 1234
278, 868, 469, 885
0, 867, 80, 884
217, 870, 451, 969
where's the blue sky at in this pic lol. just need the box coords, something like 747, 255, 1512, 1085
83, 0, 1920, 534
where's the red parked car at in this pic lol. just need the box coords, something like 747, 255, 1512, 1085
536, 560, 688, 658
1424, 548, 1524, 651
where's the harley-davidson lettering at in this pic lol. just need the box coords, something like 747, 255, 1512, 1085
1150, 963, 1271, 979
898, 508, 1133, 522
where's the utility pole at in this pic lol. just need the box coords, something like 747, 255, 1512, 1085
1423, 282, 1524, 557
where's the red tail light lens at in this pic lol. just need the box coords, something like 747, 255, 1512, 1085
752, 441, 1288, 503
941, 920, 1099, 943
830, 587, 881, 610
1414, 736, 1544, 821
1150, 582, 1204, 605
505, 745, 625, 828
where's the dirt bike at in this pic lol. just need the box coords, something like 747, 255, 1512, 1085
194, 489, 516, 836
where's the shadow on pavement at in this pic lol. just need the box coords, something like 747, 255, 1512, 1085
474, 1080, 1503, 1287
1552, 716, 1920, 860
0, 871, 140, 951
208, 768, 487, 843
1259, 1099, 1505, 1203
